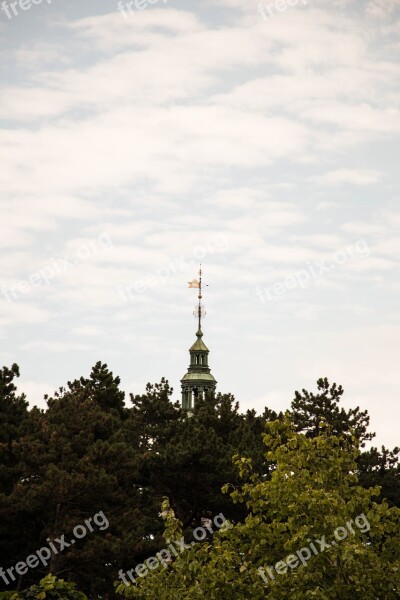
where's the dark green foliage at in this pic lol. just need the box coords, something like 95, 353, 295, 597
0, 364, 140, 597
0, 367, 274, 598
358, 445, 400, 507
122, 382, 273, 559
291, 377, 374, 446
0, 365, 30, 587
0, 364, 29, 491
60, 361, 126, 416
0, 367, 398, 599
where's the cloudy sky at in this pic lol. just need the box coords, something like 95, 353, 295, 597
0, 0, 399, 448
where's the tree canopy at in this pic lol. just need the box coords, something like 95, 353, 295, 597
118, 417, 400, 599
0, 364, 398, 599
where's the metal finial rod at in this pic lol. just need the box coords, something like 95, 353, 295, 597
189, 265, 206, 331
198, 264, 202, 332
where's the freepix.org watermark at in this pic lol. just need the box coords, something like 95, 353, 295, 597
118, 513, 231, 586
0, 511, 109, 586
1, 0, 51, 19
258, 0, 309, 20
256, 239, 370, 303
0, 232, 113, 303
117, 0, 167, 20
117, 233, 227, 303
257, 513, 370, 586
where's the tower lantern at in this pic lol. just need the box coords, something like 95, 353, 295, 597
181, 265, 217, 411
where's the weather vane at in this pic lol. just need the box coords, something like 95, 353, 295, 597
188, 265, 208, 333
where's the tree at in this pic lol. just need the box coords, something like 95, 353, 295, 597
117, 417, 400, 599
0, 368, 275, 598
63, 361, 126, 416
0, 364, 29, 493
112, 382, 276, 589
0, 574, 87, 599
2, 364, 141, 598
0, 364, 30, 586
127, 383, 274, 531
290, 378, 400, 508
291, 378, 374, 446
358, 445, 400, 508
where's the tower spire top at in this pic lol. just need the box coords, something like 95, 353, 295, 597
188, 264, 206, 337
197, 264, 203, 335
182, 265, 216, 412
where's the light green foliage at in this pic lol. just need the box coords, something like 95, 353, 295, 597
160, 497, 183, 545
0, 575, 87, 599
117, 415, 400, 599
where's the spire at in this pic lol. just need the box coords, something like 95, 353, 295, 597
194, 264, 205, 337
188, 264, 207, 337
197, 265, 203, 335
181, 265, 217, 412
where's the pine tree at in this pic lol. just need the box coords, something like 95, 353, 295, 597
2, 364, 139, 598
127, 383, 275, 535
291, 377, 374, 446
290, 378, 400, 508
358, 445, 400, 508
0, 364, 30, 587
0, 364, 29, 492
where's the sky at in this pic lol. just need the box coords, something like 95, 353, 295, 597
0, 0, 399, 449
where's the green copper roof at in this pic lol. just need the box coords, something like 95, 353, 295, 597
189, 328, 209, 352
181, 372, 217, 383
190, 338, 209, 352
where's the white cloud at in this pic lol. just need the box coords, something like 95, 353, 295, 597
20, 341, 93, 352
366, 0, 400, 18
309, 169, 383, 186
17, 380, 53, 410
373, 237, 400, 257
303, 104, 400, 134
69, 9, 203, 49
72, 325, 104, 336
0, 300, 50, 328
291, 234, 344, 248
342, 222, 386, 235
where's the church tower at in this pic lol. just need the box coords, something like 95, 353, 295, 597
181, 266, 217, 411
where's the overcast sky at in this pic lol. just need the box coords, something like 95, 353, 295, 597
0, 0, 399, 448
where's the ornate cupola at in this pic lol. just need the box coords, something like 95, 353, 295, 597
181, 266, 217, 412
